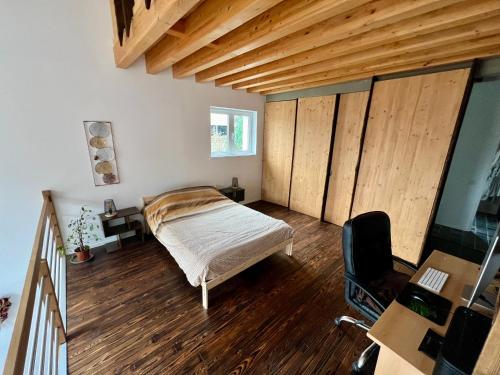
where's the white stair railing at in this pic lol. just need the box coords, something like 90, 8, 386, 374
4, 191, 66, 375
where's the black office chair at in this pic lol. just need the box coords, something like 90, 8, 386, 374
335, 211, 417, 372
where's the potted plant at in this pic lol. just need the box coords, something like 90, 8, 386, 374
67, 206, 100, 262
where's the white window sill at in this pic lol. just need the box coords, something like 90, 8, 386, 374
210, 153, 256, 159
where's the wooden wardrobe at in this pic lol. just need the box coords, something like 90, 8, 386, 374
289, 96, 336, 219
261, 68, 471, 265
262, 96, 336, 218
351, 69, 470, 264
261, 100, 296, 206
323, 91, 370, 226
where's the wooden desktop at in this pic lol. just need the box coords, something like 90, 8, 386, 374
368, 250, 481, 374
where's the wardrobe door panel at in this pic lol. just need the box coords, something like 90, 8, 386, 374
290, 95, 336, 218
324, 91, 370, 226
262, 100, 297, 206
352, 69, 470, 264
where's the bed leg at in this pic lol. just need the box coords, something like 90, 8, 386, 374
285, 242, 293, 256
202, 282, 208, 309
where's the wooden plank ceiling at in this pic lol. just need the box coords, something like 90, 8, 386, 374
110, 0, 500, 95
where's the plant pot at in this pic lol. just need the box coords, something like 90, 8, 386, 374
74, 246, 90, 262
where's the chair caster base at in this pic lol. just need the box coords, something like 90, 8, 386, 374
352, 362, 362, 373
334, 316, 371, 331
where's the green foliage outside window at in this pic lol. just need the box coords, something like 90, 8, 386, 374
234, 115, 243, 150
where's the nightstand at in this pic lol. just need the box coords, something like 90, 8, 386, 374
219, 187, 245, 203
98, 207, 144, 252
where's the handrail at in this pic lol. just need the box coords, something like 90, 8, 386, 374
3, 191, 66, 375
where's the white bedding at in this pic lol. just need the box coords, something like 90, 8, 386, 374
155, 202, 294, 287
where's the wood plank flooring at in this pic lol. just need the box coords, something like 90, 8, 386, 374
67, 201, 372, 374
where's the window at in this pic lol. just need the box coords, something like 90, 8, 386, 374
210, 106, 257, 157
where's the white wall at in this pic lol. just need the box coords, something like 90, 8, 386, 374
435, 80, 500, 230
0, 1, 265, 369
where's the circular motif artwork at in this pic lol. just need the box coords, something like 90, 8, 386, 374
95, 161, 113, 174
84, 121, 119, 186
95, 147, 115, 161
89, 122, 111, 137
89, 137, 107, 149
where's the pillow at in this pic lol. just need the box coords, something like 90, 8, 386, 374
144, 186, 232, 234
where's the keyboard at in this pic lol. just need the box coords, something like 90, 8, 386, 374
417, 267, 449, 294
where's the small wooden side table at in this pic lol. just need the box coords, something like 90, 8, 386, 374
98, 207, 144, 252
219, 187, 245, 203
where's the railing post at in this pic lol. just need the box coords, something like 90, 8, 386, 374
40, 260, 66, 344
43, 190, 64, 248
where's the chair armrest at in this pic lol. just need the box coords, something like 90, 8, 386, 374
392, 256, 417, 273
344, 272, 387, 312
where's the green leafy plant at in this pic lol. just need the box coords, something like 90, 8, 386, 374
66, 206, 100, 252
56, 244, 66, 257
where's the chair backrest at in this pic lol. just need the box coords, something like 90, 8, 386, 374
342, 211, 394, 281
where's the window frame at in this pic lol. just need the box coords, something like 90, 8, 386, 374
210, 106, 257, 158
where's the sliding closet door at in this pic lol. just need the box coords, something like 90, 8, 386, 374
324, 91, 370, 226
262, 100, 297, 206
352, 69, 470, 265
290, 96, 336, 218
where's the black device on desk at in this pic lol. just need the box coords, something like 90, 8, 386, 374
419, 328, 445, 360
433, 306, 492, 375
396, 283, 452, 325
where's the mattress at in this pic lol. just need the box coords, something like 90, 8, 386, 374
155, 202, 294, 287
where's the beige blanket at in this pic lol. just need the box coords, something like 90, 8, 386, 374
143, 186, 233, 235
155, 202, 294, 286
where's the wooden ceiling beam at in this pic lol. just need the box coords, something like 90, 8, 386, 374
195, 0, 464, 82
251, 37, 500, 93
144, 0, 282, 74
171, 0, 372, 78
110, 0, 202, 68
233, 16, 500, 90
163, 20, 219, 49
260, 46, 500, 95
218, 0, 500, 87
164, 20, 187, 39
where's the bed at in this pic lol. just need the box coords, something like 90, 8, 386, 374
143, 186, 294, 308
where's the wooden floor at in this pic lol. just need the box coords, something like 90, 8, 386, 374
67, 201, 372, 374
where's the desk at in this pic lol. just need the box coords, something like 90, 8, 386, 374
368, 250, 480, 374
